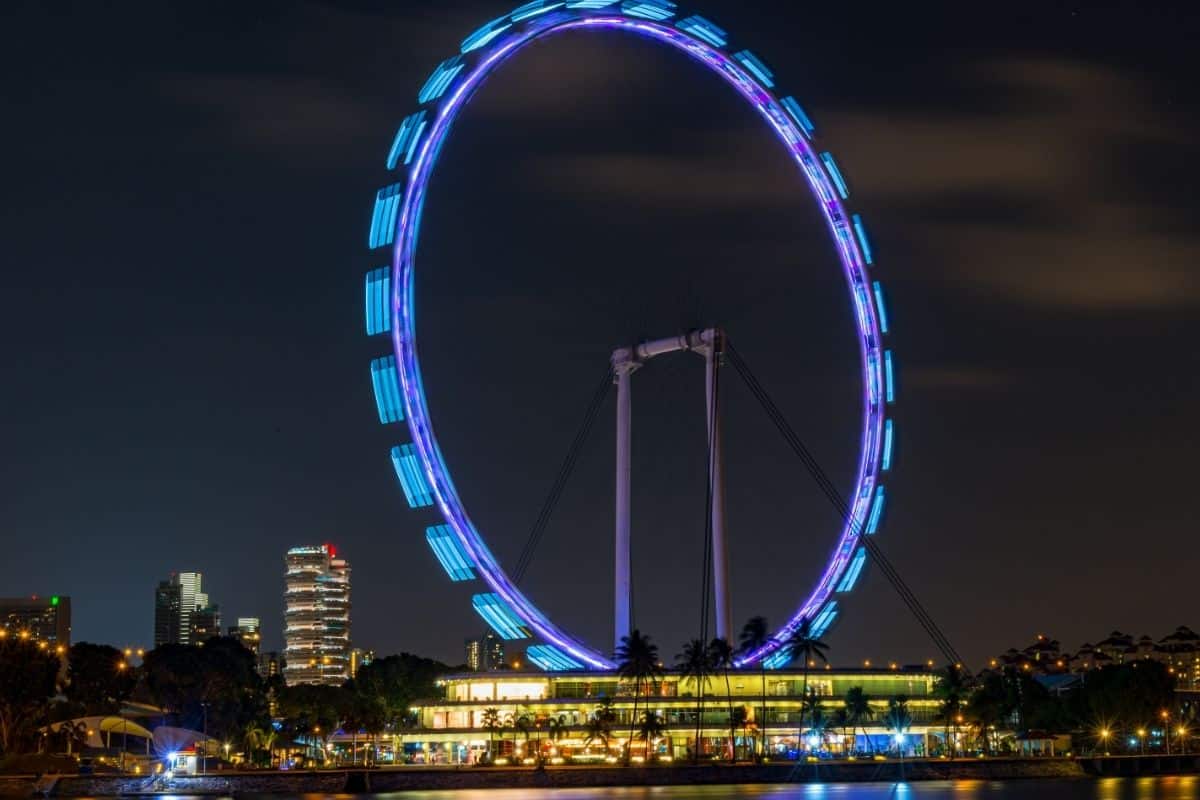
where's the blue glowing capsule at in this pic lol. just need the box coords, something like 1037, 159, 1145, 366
837, 548, 868, 592
733, 49, 774, 88
866, 485, 886, 534
820, 152, 850, 200
390, 444, 434, 508
386, 111, 428, 169
364, 267, 390, 336
780, 96, 815, 138
511, 0, 565, 22
425, 525, 477, 581
882, 418, 895, 471
811, 602, 839, 637
884, 349, 895, 404
566, 0, 619, 7
472, 593, 532, 640
526, 644, 583, 671
675, 14, 727, 47
873, 281, 889, 334
852, 213, 874, 265
620, 0, 675, 21
418, 55, 465, 104
370, 356, 405, 424
461, 16, 512, 52
368, 184, 404, 249
763, 647, 792, 670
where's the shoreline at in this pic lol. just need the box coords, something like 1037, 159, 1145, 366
3, 755, 1198, 796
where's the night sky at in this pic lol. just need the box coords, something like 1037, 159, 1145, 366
3, 1, 1198, 669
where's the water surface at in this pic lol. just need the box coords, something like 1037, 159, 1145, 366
140, 777, 1200, 800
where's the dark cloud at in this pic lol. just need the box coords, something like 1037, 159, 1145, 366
826, 57, 1200, 311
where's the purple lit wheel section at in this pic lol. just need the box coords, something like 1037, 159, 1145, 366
386, 11, 886, 669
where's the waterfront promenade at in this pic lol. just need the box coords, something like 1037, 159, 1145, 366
2, 755, 1198, 797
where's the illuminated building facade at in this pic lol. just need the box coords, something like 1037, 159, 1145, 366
283, 544, 351, 685
373, 667, 948, 764
350, 647, 375, 678
153, 572, 217, 646
0, 596, 71, 647
230, 617, 262, 655
257, 650, 284, 679
192, 603, 222, 641
465, 632, 505, 672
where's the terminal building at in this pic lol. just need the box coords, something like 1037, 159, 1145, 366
392, 666, 946, 764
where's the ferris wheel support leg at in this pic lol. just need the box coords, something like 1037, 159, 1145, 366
702, 331, 732, 643
612, 351, 640, 653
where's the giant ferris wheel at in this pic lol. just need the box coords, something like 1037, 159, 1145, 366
361, 0, 895, 672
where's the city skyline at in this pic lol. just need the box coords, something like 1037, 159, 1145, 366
3, 1, 1199, 668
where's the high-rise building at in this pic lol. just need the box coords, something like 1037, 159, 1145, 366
283, 544, 351, 686
465, 632, 505, 671
0, 596, 71, 648
349, 647, 375, 679
176, 572, 202, 643
192, 604, 222, 642
229, 617, 262, 655
153, 572, 217, 646
257, 650, 284, 679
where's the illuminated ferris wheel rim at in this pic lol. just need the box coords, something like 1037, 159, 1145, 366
362, 2, 895, 672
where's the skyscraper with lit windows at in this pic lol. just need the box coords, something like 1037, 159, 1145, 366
153, 572, 217, 646
465, 631, 505, 671
0, 596, 71, 648
283, 544, 351, 685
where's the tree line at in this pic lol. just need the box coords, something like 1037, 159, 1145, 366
0, 634, 445, 764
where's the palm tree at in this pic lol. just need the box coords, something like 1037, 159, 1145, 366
243, 724, 275, 767
933, 664, 969, 757
481, 707, 501, 761
831, 707, 849, 758
843, 687, 875, 755
676, 638, 712, 763
708, 637, 737, 762
731, 706, 752, 761
784, 616, 829, 750
547, 714, 568, 756
585, 700, 615, 755
739, 617, 771, 761
615, 630, 663, 765
513, 712, 532, 760
966, 672, 1010, 755
885, 696, 913, 756
637, 710, 666, 762
806, 696, 829, 753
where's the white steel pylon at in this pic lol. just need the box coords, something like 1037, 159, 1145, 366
610, 328, 730, 651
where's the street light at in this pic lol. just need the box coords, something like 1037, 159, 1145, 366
1099, 728, 1110, 756
200, 701, 210, 776
1137, 729, 1146, 756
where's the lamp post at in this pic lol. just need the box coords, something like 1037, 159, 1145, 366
1161, 711, 1170, 755
1099, 728, 1110, 756
1137, 728, 1146, 756
200, 702, 210, 775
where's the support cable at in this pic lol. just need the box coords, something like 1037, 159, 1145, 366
725, 341, 964, 667
512, 367, 613, 585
